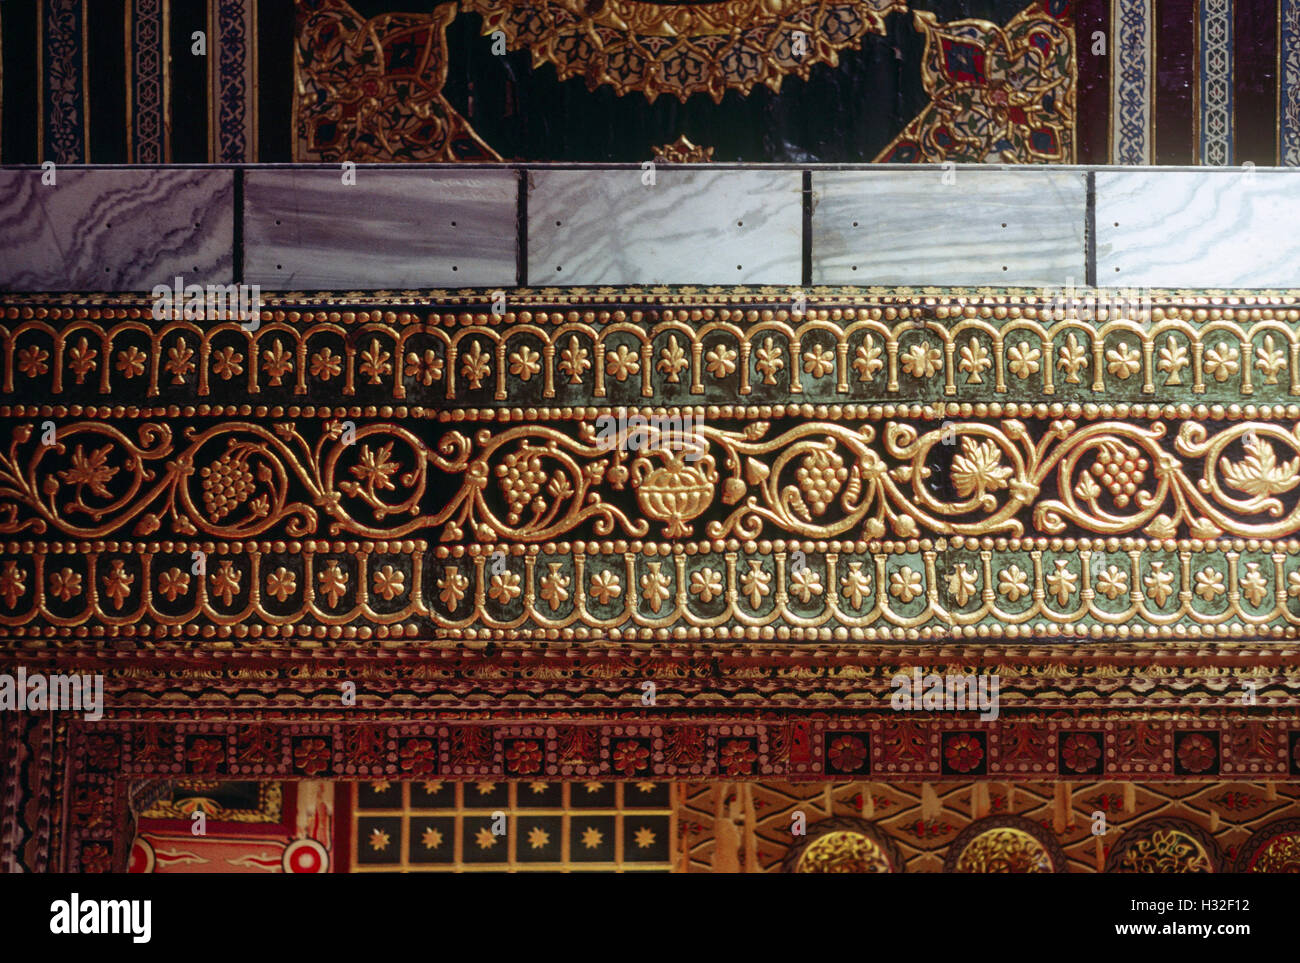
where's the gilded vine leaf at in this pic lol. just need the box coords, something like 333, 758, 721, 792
950, 437, 1012, 500
1221, 434, 1300, 498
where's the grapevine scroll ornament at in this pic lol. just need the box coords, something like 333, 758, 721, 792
2, 418, 1299, 542
431, 418, 1300, 542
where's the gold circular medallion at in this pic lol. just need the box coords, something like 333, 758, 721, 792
954, 828, 1054, 873
796, 830, 892, 873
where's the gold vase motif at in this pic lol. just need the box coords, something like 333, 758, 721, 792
631, 449, 719, 538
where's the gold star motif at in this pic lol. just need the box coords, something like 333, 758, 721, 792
581, 826, 603, 849
527, 826, 550, 849
635, 782, 656, 793
633, 826, 656, 849
421, 827, 444, 850
370, 780, 391, 793
529, 781, 549, 794
476, 781, 497, 795
475, 827, 498, 850
584, 782, 604, 793
421, 780, 443, 795
368, 828, 390, 852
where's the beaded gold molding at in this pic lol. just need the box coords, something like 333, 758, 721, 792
6, 298, 1300, 405
4, 536, 1300, 643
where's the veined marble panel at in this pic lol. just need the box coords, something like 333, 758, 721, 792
1097, 170, 1300, 286
527, 170, 802, 285
0, 169, 233, 292
243, 169, 517, 290
811, 169, 1087, 286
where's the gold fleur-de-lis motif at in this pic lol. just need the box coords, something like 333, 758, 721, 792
958, 337, 991, 383
947, 562, 978, 606
166, 337, 196, 384
261, 338, 293, 385
1256, 334, 1286, 385
359, 338, 393, 384
754, 336, 785, 385
557, 336, 591, 384
209, 559, 243, 606
852, 336, 884, 382
0, 561, 26, 608
438, 564, 468, 610
1045, 559, 1077, 605
1239, 562, 1268, 607
538, 562, 570, 611
640, 562, 672, 612
317, 559, 349, 606
67, 336, 98, 385
1156, 336, 1188, 385
1143, 562, 1174, 607
1056, 332, 1088, 384
739, 559, 771, 608
656, 335, 688, 383
101, 560, 134, 610
460, 340, 491, 389
840, 561, 873, 608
